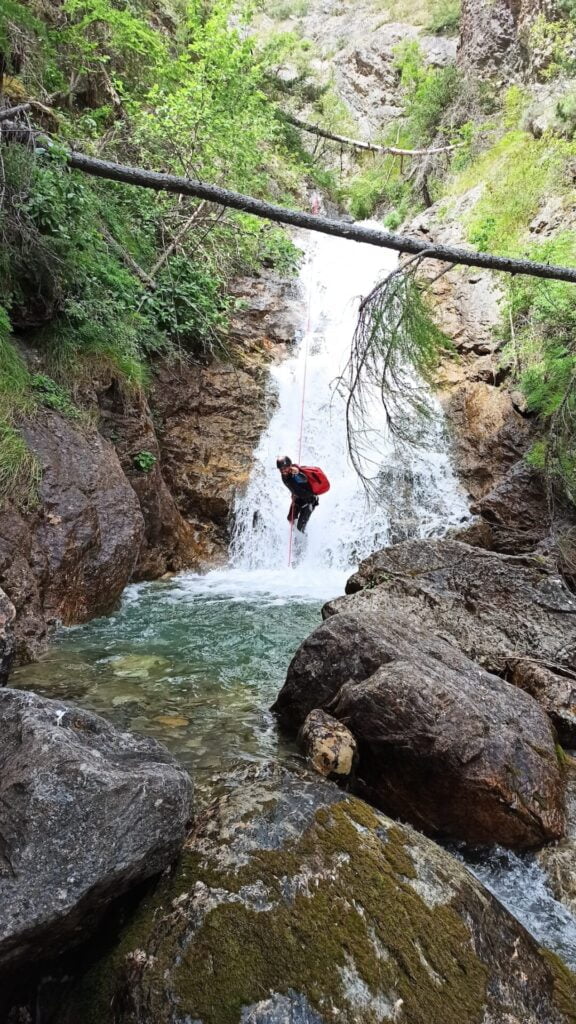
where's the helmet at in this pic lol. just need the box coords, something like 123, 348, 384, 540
276, 456, 292, 469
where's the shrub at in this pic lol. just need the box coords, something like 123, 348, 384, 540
133, 450, 157, 472
426, 0, 460, 36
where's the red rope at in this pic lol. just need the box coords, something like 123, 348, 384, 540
288, 241, 315, 568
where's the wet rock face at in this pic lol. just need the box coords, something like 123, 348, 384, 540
342, 538, 576, 745
56, 764, 576, 1024
0, 411, 144, 661
408, 205, 533, 500
274, 602, 564, 848
0, 688, 192, 972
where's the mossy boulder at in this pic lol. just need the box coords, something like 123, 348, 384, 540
56, 764, 576, 1024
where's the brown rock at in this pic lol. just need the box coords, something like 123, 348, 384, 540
439, 379, 532, 498
98, 380, 200, 579
342, 539, 576, 743
274, 608, 565, 848
298, 708, 357, 778
152, 361, 271, 560
0, 411, 144, 660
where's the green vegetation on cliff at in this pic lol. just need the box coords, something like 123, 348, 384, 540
0, 0, 307, 500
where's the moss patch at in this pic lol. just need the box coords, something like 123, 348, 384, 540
61, 795, 493, 1024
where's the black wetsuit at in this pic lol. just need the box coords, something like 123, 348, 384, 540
282, 470, 319, 534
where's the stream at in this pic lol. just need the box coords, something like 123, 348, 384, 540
14, 229, 576, 971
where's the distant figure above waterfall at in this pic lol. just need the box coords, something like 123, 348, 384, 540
276, 457, 330, 534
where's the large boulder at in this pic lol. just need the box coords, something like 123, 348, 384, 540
273, 606, 565, 849
55, 764, 576, 1024
0, 689, 192, 972
0, 411, 145, 660
342, 539, 576, 744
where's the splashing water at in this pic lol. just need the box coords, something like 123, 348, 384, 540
17, 229, 576, 970
230, 227, 469, 588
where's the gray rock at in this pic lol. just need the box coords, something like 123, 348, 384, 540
538, 761, 576, 919
55, 764, 576, 1024
0, 588, 16, 684
342, 539, 576, 744
274, 605, 565, 849
0, 688, 192, 972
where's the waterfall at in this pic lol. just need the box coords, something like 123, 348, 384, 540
230, 227, 469, 583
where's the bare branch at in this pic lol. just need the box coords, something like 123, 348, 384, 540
0, 103, 31, 121
281, 112, 464, 158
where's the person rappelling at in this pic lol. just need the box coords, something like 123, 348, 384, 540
276, 456, 330, 534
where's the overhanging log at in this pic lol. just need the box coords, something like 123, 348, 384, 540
281, 112, 463, 158
3, 122, 576, 285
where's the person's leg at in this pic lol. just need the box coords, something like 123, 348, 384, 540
296, 502, 314, 533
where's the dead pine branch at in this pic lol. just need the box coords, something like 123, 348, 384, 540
2, 123, 576, 284
280, 111, 464, 159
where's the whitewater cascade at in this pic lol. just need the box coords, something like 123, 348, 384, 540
231, 227, 469, 578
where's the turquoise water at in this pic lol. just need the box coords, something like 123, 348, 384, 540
14, 563, 576, 970
13, 568, 336, 800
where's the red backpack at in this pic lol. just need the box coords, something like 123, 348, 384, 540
299, 465, 331, 495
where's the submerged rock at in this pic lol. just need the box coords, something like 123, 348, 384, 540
274, 606, 564, 849
342, 539, 576, 745
56, 764, 576, 1024
298, 708, 357, 778
0, 689, 192, 972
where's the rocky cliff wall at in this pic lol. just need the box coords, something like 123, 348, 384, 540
2, 269, 302, 661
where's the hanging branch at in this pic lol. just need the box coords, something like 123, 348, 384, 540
2, 120, 576, 284
281, 112, 464, 159
339, 256, 451, 493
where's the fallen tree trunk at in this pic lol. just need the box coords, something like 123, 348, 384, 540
3, 121, 576, 284
281, 112, 463, 158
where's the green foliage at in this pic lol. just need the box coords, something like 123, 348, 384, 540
0, 309, 40, 505
501, 234, 576, 503
30, 374, 80, 417
557, 90, 576, 139
266, 0, 309, 18
0, 0, 304, 397
426, 0, 460, 36
528, 12, 576, 79
345, 158, 413, 221
133, 450, 157, 472
393, 40, 460, 145
458, 131, 572, 255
